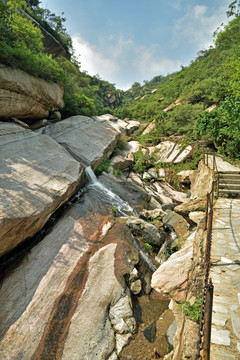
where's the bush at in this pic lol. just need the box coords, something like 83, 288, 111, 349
95, 159, 111, 175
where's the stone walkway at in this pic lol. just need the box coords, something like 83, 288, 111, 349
210, 198, 240, 360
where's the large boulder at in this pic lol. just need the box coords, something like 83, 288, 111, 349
151, 231, 196, 302
0, 64, 64, 119
174, 198, 206, 226
40, 115, 126, 169
111, 141, 140, 170
145, 181, 187, 208
126, 216, 166, 247
162, 211, 190, 238
0, 122, 84, 256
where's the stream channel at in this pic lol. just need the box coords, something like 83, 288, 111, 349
0, 166, 171, 359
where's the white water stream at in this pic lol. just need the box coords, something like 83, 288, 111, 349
85, 166, 134, 216
85, 166, 158, 272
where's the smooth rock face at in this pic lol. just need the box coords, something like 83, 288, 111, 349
0, 183, 139, 360
150, 141, 192, 164
40, 115, 125, 169
190, 160, 214, 197
151, 231, 195, 302
0, 122, 83, 256
0, 64, 64, 119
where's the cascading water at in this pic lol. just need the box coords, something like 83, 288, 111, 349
85, 166, 158, 272
85, 166, 135, 217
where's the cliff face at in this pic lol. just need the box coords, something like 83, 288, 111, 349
0, 65, 64, 119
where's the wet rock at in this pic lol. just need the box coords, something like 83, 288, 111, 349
162, 211, 189, 238
130, 279, 142, 295
139, 208, 165, 220
126, 216, 166, 247
99, 173, 149, 212
167, 320, 177, 349
155, 241, 169, 265
0, 65, 64, 119
0, 122, 84, 257
143, 321, 156, 343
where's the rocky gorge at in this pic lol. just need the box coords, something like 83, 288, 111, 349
0, 67, 212, 359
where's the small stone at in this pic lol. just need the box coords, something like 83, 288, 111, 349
231, 313, 240, 339
130, 279, 142, 295
211, 328, 230, 346
221, 257, 233, 264
129, 268, 138, 282
212, 313, 227, 326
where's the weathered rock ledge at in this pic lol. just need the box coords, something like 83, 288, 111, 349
0, 115, 127, 256
0, 64, 64, 119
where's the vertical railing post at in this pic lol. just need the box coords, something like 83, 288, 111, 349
213, 153, 215, 171
204, 194, 209, 231
206, 151, 208, 167
201, 280, 214, 360
217, 175, 219, 198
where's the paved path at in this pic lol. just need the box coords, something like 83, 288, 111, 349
207, 154, 240, 172
210, 198, 240, 359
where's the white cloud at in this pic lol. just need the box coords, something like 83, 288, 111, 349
72, 33, 182, 89
72, 34, 119, 78
172, 3, 228, 50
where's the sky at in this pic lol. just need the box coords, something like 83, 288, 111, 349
42, 0, 231, 90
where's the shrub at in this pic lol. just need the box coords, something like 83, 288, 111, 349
95, 159, 111, 175
178, 298, 202, 322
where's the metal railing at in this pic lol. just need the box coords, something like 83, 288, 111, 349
196, 165, 218, 359
202, 149, 217, 171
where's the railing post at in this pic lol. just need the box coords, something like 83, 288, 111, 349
213, 153, 215, 171
201, 279, 214, 360
203, 148, 205, 165
211, 182, 214, 205
217, 175, 219, 198
206, 151, 208, 167
204, 194, 209, 231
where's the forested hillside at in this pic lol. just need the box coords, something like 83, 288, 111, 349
1, 0, 239, 159
114, 1, 240, 160
0, 0, 122, 117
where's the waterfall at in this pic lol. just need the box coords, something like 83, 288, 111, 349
85, 166, 158, 272
85, 166, 134, 217
132, 236, 157, 273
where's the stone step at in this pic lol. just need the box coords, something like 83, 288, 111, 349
218, 175, 240, 182
218, 189, 240, 197
219, 183, 240, 190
